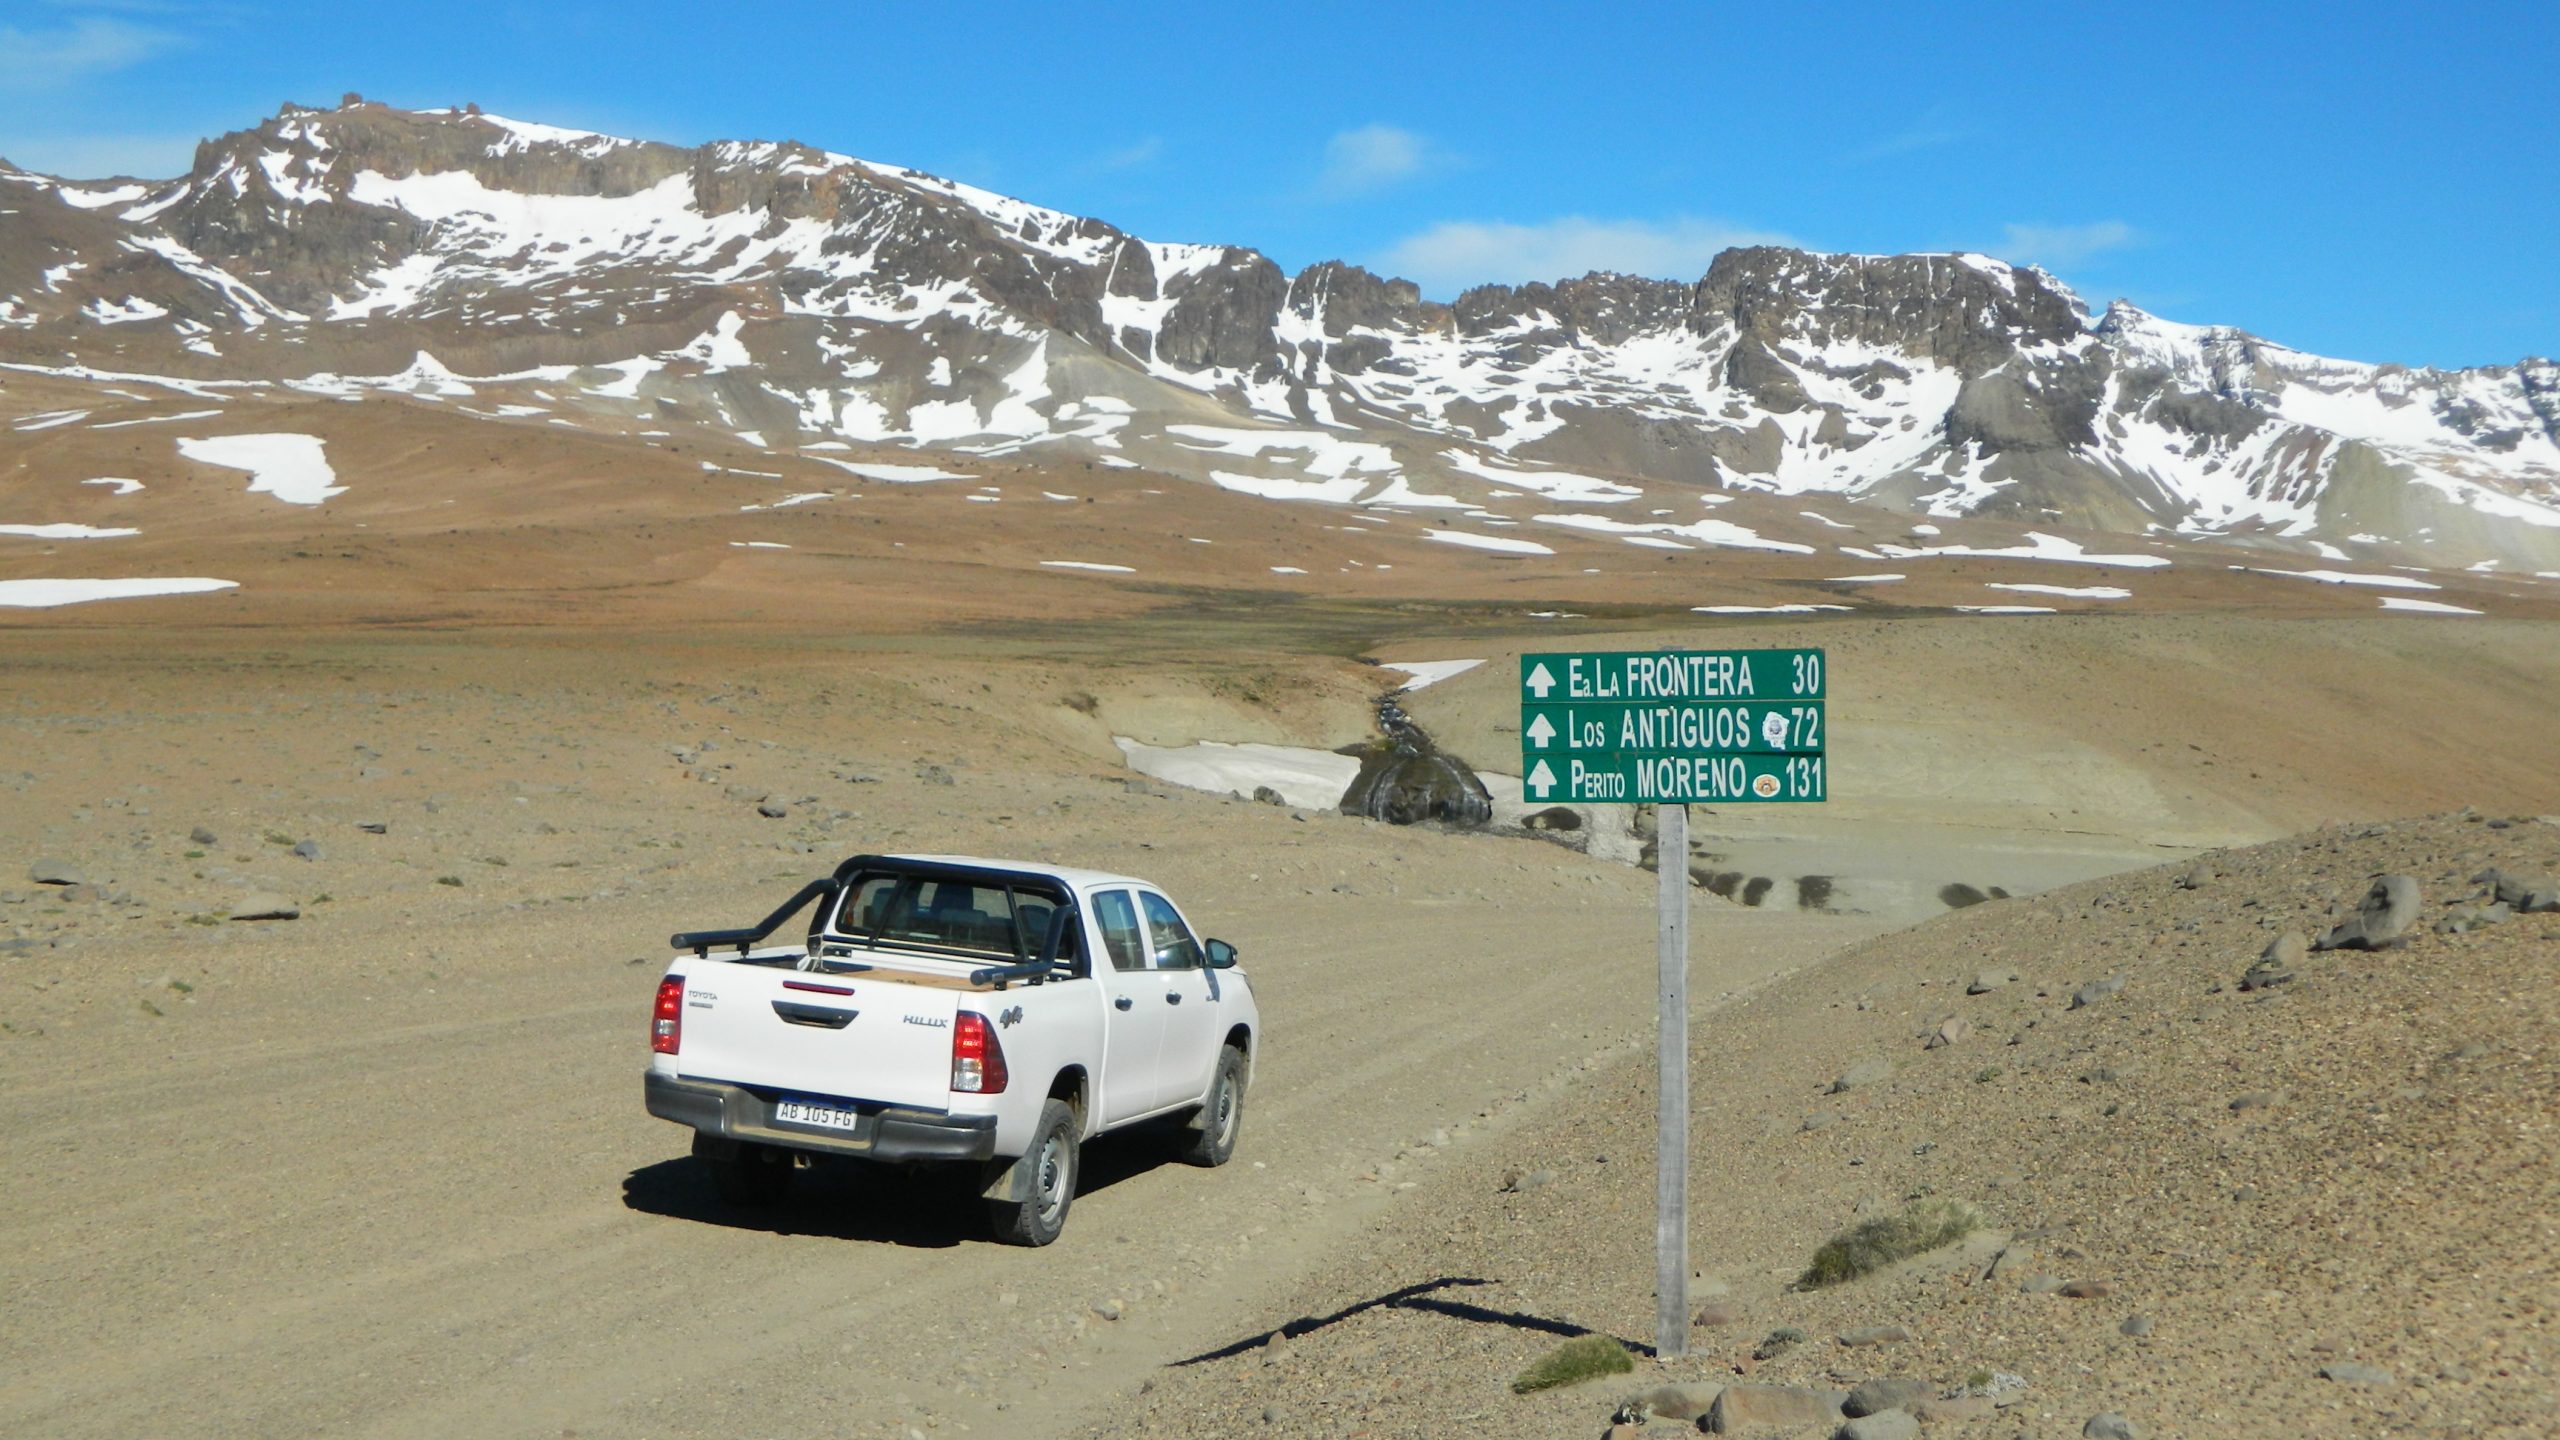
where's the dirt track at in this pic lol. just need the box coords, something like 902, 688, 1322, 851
4, 612, 2557, 1439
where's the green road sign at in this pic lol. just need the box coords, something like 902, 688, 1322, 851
1522, 700, 1822, 755
1518, 648, 1827, 805
1521, 751, 1826, 805
1520, 648, 1824, 704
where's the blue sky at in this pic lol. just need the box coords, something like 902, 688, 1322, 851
1, 0, 2550, 368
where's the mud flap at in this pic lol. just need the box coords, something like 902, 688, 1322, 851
980, 1150, 1035, 1202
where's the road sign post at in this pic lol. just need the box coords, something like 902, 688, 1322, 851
1520, 648, 1826, 1361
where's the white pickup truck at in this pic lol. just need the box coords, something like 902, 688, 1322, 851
643, 854, 1257, 1245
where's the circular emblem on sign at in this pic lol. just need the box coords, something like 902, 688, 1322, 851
1753, 773, 1781, 798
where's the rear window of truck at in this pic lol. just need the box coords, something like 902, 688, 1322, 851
822, 871, 1080, 969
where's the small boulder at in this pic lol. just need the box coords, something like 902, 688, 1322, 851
1706, 1385, 1843, 1434
2435, 902, 2511, 935
228, 892, 301, 922
1911, 1395, 1995, 1424
290, 840, 321, 862
2319, 1362, 2394, 1386
2084, 1416, 2141, 1440
2314, 874, 2421, 950
2069, 976, 2126, 1009
1830, 1060, 1892, 1094
2120, 1314, 2156, 1337
2059, 1279, 2114, 1298
1634, 1381, 1726, 1422
756, 800, 789, 819
1843, 1378, 1931, 1416
188, 826, 218, 846
1838, 1410, 1918, 1440
2176, 861, 2214, 889
1522, 805, 1583, 831
1965, 968, 2017, 995
1250, 786, 1286, 807
1693, 1300, 1744, 1327
1925, 1016, 1972, 1049
1838, 1325, 1912, 1347
28, 859, 84, 887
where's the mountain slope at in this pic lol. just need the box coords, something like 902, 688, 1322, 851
3, 98, 2556, 570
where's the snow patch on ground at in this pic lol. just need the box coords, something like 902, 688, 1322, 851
0, 523, 139, 539
1039, 560, 1134, 573
813, 459, 972, 483
1986, 582, 2132, 600
1113, 737, 1360, 810
175, 433, 344, 505
1378, 659, 1483, 691
2249, 567, 2440, 591
0, 577, 236, 608
2377, 597, 2481, 614
1425, 529, 1554, 556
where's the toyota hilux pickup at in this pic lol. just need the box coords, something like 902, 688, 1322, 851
643, 853, 1255, 1245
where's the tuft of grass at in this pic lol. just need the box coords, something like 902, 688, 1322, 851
184, 849, 206, 860
1509, 1333, 1633, 1394
1966, 1368, 1994, 1391
263, 830, 295, 847
435, 875, 464, 888
1799, 1198, 1985, 1288
1974, 1065, 2002, 1083
1753, 1325, 1808, 1360
167, 979, 193, 994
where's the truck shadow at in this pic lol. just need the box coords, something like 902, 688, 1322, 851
621, 1122, 1190, 1248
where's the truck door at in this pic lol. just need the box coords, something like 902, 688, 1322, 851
1141, 890, 1226, 1111
1089, 889, 1167, 1124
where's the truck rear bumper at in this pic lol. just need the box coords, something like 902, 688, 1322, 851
645, 1071, 998, 1162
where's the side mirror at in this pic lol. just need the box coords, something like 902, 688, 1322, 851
1204, 939, 1239, 969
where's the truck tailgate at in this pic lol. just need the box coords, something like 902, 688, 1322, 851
676, 961, 962, 1111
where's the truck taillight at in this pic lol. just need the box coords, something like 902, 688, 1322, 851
951, 1011, 1008, 1094
652, 977, 684, 1054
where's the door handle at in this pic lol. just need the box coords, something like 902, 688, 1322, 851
1113, 996, 1133, 1011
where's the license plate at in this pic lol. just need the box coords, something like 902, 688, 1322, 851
773, 1098, 864, 1132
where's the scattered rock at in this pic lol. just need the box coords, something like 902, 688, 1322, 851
1250, 785, 1286, 806
291, 840, 321, 861
1500, 1168, 1555, 1193
1706, 1384, 1843, 1434
756, 800, 789, 819
1838, 1325, 1912, 1347
2319, 1362, 2394, 1386
188, 826, 218, 846
2120, 1315, 2155, 1337
1837, 1410, 1919, 1440
1910, 1395, 1994, 1424
2314, 874, 2421, 950
2020, 1274, 2068, 1294
356, 821, 387, 835
2436, 902, 2512, 934
1965, 968, 2016, 995
1924, 1016, 1972, 1049
1522, 805, 1583, 831
2229, 1090, 2284, 1112
2176, 861, 2214, 889
1634, 1381, 1726, 1422
1938, 882, 1991, 909
1801, 1112, 1839, 1133
918, 764, 955, 786
1693, 1300, 1743, 1327
227, 892, 301, 922
1830, 1060, 1892, 1094
1090, 1299, 1122, 1322
2059, 1279, 2113, 1299
2069, 976, 2126, 1009
2083, 1415, 2141, 1440
28, 860, 84, 887
1843, 1378, 1931, 1416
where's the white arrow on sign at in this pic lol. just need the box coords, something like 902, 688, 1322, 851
1525, 712, 1557, 749
1525, 662, 1556, 698
1527, 758, 1557, 798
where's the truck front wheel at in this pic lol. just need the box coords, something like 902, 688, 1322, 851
987, 1099, 1079, 1246
693, 1133, 794, 1207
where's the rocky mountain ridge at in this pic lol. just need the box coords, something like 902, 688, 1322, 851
4, 98, 2557, 569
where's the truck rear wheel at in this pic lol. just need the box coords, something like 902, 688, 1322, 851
1178, 1046, 1247, 1167
987, 1099, 1078, 1246
693, 1133, 793, 1207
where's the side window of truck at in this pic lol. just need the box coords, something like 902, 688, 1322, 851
1140, 892, 1202, 970
1093, 890, 1148, 973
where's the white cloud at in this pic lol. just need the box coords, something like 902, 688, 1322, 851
1378, 215, 1794, 296
1317, 124, 1431, 197
0, 16, 182, 89
1999, 220, 2140, 267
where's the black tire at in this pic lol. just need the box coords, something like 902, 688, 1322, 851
1178, 1046, 1247, 1168
987, 1099, 1079, 1246
693, 1133, 793, 1207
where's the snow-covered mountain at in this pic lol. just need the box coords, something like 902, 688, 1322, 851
4, 98, 2555, 568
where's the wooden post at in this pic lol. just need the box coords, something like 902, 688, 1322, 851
1656, 800, 1690, 1359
